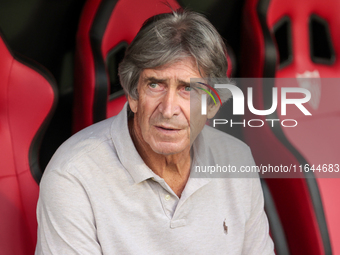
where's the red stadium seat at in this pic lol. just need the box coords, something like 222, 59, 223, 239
73, 0, 233, 133
241, 0, 340, 254
0, 32, 57, 255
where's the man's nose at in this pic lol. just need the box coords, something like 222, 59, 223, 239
159, 90, 180, 119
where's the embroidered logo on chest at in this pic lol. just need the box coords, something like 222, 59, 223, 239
223, 219, 228, 234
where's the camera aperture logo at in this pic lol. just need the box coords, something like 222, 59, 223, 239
197, 82, 312, 128
197, 82, 222, 114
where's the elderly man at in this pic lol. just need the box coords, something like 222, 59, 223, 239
36, 9, 274, 255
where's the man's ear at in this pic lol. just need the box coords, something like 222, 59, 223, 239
127, 95, 138, 113
206, 103, 220, 119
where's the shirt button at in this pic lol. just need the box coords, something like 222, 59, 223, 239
164, 194, 171, 201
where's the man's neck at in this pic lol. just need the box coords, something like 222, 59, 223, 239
128, 117, 191, 197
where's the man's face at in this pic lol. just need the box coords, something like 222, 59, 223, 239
128, 57, 219, 156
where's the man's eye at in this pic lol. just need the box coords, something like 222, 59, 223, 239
149, 83, 158, 88
184, 86, 192, 92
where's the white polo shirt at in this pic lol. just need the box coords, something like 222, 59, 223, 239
35, 103, 274, 255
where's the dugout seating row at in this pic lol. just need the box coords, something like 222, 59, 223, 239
241, 0, 340, 254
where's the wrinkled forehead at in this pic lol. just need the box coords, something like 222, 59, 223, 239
138, 58, 202, 84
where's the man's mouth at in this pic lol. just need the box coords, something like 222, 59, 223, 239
155, 125, 181, 133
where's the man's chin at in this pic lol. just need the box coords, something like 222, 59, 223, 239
150, 142, 189, 156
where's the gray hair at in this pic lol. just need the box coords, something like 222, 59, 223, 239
118, 9, 232, 104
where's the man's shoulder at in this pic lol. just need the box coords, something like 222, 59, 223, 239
201, 125, 250, 153
198, 125, 255, 171
46, 117, 116, 172
40, 112, 135, 199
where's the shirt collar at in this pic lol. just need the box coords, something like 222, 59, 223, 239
110, 103, 157, 184
190, 127, 217, 179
